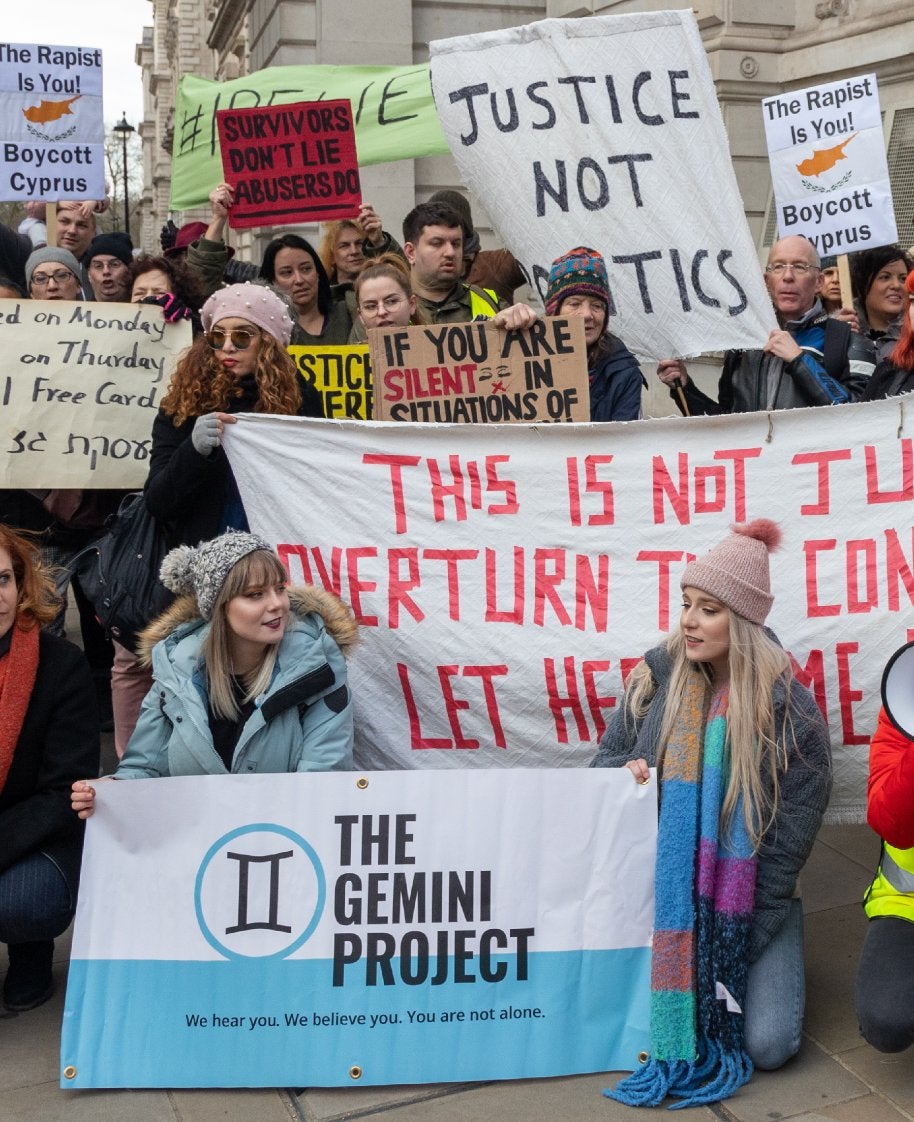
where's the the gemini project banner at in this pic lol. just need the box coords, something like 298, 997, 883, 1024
61, 769, 654, 1088
223, 400, 914, 824
429, 10, 776, 360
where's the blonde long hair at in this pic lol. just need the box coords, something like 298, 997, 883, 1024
625, 615, 795, 850
201, 550, 289, 720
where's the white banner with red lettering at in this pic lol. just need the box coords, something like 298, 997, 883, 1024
224, 400, 914, 822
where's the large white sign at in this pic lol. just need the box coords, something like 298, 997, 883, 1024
0, 41, 105, 200
61, 770, 654, 1088
763, 73, 897, 255
0, 300, 191, 488
429, 11, 776, 359
224, 403, 914, 824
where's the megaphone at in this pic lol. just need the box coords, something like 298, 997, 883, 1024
881, 641, 914, 739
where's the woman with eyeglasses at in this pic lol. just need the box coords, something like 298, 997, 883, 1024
145, 283, 323, 553
353, 253, 426, 336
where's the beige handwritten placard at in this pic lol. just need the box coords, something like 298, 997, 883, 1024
0, 299, 191, 487
369, 316, 588, 423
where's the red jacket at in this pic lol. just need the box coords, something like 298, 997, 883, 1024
868, 707, 914, 848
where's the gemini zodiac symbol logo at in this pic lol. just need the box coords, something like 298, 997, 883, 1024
194, 823, 325, 960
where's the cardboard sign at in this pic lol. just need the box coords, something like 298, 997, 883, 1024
61, 770, 653, 1088
0, 41, 105, 201
429, 12, 776, 360
0, 300, 191, 487
216, 99, 361, 228
763, 73, 896, 255
369, 317, 589, 423
222, 400, 914, 824
288, 344, 372, 419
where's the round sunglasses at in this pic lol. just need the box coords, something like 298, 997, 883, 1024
205, 327, 261, 350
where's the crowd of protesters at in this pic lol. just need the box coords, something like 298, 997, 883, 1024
0, 176, 913, 1115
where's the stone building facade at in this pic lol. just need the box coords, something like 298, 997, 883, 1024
553, 0, 914, 250
134, 1, 914, 261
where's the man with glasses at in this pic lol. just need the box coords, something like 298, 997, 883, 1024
657, 235, 866, 413
85, 233, 133, 303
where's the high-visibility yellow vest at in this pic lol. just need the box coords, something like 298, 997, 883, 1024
468, 286, 499, 319
864, 841, 914, 922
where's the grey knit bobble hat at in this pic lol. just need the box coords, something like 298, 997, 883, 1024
680, 519, 782, 625
200, 282, 294, 346
25, 246, 82, 288
159, 531, 273, 619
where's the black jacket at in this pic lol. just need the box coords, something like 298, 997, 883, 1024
0, 631, 100, 898
676, 308, 863, 414
145, 372, 323, 549
862, 358, 914, 402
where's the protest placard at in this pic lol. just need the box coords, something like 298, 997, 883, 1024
0, 41, 105, 201
223, 400, 914, 823
762, 73, 896, 255
429, 11, 776, 360
369, 317, 588, 422
217, 99, 361, 228
432, 13, 776, 361
171, 65, 449, 210
61, 769, 654, 1088
0, 299, 191, 487
288, 344, 372, 419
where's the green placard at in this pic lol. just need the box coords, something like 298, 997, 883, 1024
171, 64, 449, 210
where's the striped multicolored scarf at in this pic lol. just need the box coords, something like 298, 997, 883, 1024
607, 667, 757, 1109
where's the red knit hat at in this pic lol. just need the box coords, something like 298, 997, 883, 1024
680, 520, 782, 624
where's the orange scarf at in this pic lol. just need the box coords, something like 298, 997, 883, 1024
0, 622, 40, 795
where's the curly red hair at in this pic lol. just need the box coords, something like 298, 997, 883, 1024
160, 332, 302, 426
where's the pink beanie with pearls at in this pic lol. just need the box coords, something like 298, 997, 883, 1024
680, 519, 782, 625
201, 282, 294, 346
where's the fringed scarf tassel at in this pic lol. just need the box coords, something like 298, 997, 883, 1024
606, 1036, 752, 1111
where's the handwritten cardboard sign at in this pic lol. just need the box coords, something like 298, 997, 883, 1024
763, 73, 896, 255
368, 317, 589, 423
0, 41, 105, 201
288, 344, 372, 419
0, 299, 191, 487
217, 99, 361, 228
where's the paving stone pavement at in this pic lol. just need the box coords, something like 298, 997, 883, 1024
4, 820, 913, 1122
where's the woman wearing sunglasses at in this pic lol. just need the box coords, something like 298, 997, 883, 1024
145, 283, 324, 553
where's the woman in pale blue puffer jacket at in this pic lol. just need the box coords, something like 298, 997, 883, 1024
72, 532, 357, 810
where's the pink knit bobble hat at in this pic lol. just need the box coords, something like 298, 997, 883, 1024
201, 282, 294, 346
681, 519, 782, 625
